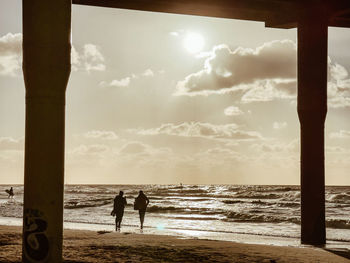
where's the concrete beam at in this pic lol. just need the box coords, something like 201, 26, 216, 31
22, 0, 71, 262
329, 17, 350, 28
72, 0, 350, 29
297, 12, 328, 245
72, 0, 298, 24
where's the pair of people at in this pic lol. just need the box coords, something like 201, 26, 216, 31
111, 190, 149, 231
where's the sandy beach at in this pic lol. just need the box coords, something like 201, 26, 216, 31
0, 225, 349, 263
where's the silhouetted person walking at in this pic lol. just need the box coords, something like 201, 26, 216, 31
111, 191, 127, 231
134, 190, 149, 230
6, 187, 14, 198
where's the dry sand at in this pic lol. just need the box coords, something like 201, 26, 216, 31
0, 225, 349, 262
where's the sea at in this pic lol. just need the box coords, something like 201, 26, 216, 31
1, 184, 350, 248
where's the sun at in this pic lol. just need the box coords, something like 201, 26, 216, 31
183, 32, 204, 54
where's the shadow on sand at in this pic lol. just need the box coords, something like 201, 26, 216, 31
324, 248, 350, 260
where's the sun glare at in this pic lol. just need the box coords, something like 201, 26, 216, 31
183, 32, 204, 54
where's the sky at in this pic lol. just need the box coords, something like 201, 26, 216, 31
1, 1, 350, 185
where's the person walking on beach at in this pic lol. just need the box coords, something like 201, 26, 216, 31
111, 191, 127, 231
134, 190, 149, 230
6, 187, 14, 198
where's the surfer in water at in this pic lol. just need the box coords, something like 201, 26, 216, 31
6, 187, 14, 198
111, 191, 127, 231
134, 190, 149, 230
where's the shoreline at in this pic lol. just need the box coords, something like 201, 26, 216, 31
1, 225, 350, 262
1, 216, 349, 249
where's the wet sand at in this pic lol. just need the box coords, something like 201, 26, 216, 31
0, 225, 349, 262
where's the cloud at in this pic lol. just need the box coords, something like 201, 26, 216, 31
175, 40, 350, 108
327, 60, 350, 108
100, 69, 155, 88
103, 77, 131, 88
119, 142, 148, 155
0, 33, 22, 76
130, 122, 262, 141
69, 144, 109, 156
329, 130, 350, 139
0, 137, 24, 179
241, 79, 296, 103
83, 130, 118, 140
273, 121, 288, 130
247, 139, 300, 171
251, 139, 299, 153
0, 137, 23, 150
196, 147, 247, 163
175, 40, 297, 96
0, 32, 106, 75
325, 146, 350, 170
72, 44, 106, 72
326, 146, 350, 154
224, 106, 244, 116
0, 33, 21, 54
117, 142, 173, 166
169, 31, 180, 37
142, 69, 154, 77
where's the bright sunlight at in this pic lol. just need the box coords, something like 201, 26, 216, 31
183, 32, 205, 53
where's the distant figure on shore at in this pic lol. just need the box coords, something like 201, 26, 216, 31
134, 190, 149, 230
6, 187, 14, 199
111, 191, 127, 231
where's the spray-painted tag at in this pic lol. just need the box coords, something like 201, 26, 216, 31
23, 209, 49, 262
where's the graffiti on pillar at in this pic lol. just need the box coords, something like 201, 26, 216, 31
23, 209, 49, 262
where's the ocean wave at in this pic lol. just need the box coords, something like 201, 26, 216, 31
153, 189, 209, 195
222, 199, 299, 208
167, 185, 186, 190
280, 191, 300, 201
147, 205, 225, 216
170, 216, 218, 221
222, 200, 243, 204
147, 205, 182, 213
225, 211, 300, 224
163, 197, 211, 202
327, 193, 350, 204
227, 186, 242, 191
251, 200, 268, 205
64, 198, 112, 209
277, 202, 300, 208
249, 209, 263, 214
326, 219, 350, 229
224, 211, 350, 230
234, 186, 296, 193
65, 189, 116, 195
274, 187, 293, 192
222, 199, 273, 206
150, 193, 234, 199
0, 201, 23, 218
234, 192, 280, 199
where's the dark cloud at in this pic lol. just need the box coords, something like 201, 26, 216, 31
175, 40, 296, 96
176, 40, 350, 108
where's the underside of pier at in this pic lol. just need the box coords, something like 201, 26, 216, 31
21, 0, 350, 262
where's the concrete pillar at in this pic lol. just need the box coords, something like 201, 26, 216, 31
22, 0, 71, 262
297, 13, 328, 245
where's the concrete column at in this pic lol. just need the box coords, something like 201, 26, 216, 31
297, 13, 328, 245
22, 0, 71, 262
